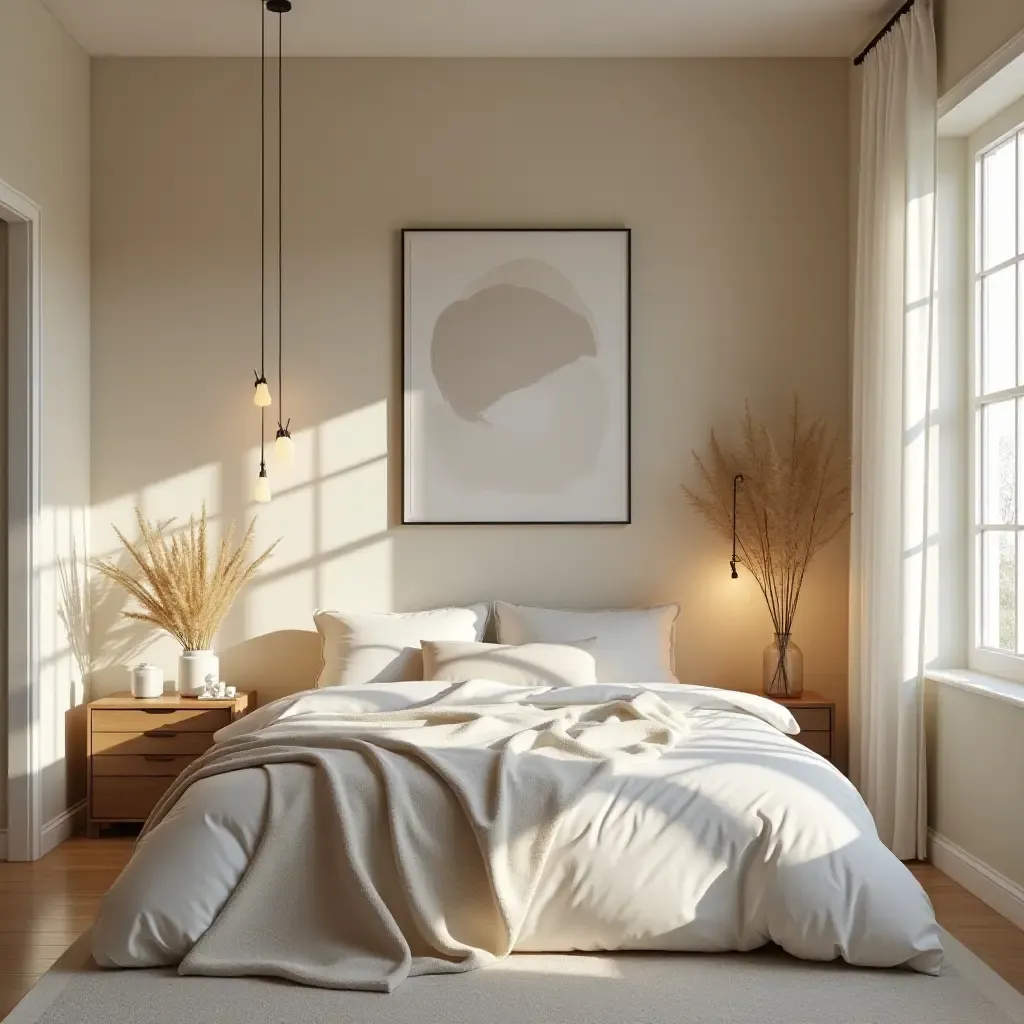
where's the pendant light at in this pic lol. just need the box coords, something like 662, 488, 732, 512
252, 0, 294, 500
253, 1, 273, 502
270, 0, 294, 464
254, 463, 272, 504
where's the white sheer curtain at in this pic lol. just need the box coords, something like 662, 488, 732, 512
850, 0, 937, 860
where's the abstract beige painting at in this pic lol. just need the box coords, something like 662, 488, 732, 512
403, 229, 630, 524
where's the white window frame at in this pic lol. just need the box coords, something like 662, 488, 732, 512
969, 95, 1024, 681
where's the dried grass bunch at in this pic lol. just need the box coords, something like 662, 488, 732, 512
684, 401, 850, 639
93, 506, 278, 651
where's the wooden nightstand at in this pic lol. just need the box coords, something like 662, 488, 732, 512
86, 691, 254, 836
769, 691, 836, 765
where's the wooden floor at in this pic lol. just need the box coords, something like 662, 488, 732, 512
909, 861, 1024, 993
0, 837, 133, 1018
0, 842, 1018, 1019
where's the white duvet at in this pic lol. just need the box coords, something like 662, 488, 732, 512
93, 681, 942, 985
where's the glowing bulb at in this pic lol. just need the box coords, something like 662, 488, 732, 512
254, 467, 271, 503
274, 425, 294, 464
253, 376, 272, 407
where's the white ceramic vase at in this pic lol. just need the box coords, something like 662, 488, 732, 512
177, 650, 219, 696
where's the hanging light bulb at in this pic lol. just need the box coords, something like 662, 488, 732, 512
274, 419, 294, 463
254, 463, 271, 503
253, 371, 272, 407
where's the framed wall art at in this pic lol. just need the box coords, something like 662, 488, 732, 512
402, 228, 631, 524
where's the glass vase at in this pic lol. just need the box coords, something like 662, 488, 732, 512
762, 633, 803, 697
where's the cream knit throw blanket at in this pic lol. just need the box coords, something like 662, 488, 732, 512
139, 690, 687, 992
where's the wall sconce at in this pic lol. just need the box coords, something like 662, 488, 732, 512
730, 473, 744, 579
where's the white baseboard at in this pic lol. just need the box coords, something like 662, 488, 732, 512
929, 829, 1024, 931
40, 800, 86, 858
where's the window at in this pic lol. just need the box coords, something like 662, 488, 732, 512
974, 126, 1024, 659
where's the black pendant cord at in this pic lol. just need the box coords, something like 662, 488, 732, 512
853, 0, 916, 66
257, 1, 267, 474
730, 474, 744, 579
277, 7, 284, 434
260, 4, 266, 383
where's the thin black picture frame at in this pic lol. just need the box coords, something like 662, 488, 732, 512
401, 227, 632, 526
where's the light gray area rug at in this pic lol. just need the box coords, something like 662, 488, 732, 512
6, 931, 1023, 1024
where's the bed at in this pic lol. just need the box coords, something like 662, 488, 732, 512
91, 679, 943, 991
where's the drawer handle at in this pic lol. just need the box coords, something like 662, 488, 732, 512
142, 754, 178, 762
141, 709, 178, 715
147, 730, 178, 738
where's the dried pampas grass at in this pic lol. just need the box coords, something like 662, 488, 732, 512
684, 400, 850, 639
93, 506, 278, 652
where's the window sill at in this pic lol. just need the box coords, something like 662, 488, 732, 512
925, 668, 1024, 711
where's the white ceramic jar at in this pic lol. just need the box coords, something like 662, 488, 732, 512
177, 650, 219, 697
131, 663, 164, 699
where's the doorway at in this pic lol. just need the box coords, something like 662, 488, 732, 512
0, 177, 42, 861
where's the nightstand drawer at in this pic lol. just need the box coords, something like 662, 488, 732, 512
796, 731, 831, 758
91, 776, 175, 821
92, 707, 231, 733
91, 730, 216, 756
93, 754, 196, 777
791, 708, 831, 732
86, 690, 254, 836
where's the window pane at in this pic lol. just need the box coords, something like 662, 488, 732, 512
1018, 535, 1024, 655
1019, 133, 1024, 257
982, 265, 1017, 394
982, 530, 1016, 651
983, 399, 1016, 524
983, 138, 1016, 271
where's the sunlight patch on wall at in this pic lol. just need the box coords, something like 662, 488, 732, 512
90, 491, 138, 562
39, 503, 89, 780
318, 402, 388, 478
89, 464, 223, 697
246, 568, 317, 636
244, 424, 316, 571
252, 465, 316, 574
92, 463, 222, 561
318, 535, 393, 612
319, 457, 388, 554
241, 406, 393, 623
141, 462, 222, 523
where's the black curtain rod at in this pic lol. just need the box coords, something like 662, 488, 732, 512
853, 0, 916, 66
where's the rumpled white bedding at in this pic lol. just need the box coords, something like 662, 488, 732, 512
92, 681, 943, 989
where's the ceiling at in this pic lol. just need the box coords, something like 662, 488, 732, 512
42, 0, 886, 58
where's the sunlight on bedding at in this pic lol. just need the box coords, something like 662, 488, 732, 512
94, 681, 943, 988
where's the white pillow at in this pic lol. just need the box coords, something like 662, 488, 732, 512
493, 602, 679, 683
313, 605, 489, 687
421, 639, 598, 688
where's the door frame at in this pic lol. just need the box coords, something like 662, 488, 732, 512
0, 177, 43, 862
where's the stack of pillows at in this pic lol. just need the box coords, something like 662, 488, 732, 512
313, 602, 680, 689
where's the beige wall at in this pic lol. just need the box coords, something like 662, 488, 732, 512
0, 0, 91, 825
0, 219, 7, 825
91, 58, 851, 763
926, 683, 1024, 887
936, 0, 1024, 96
